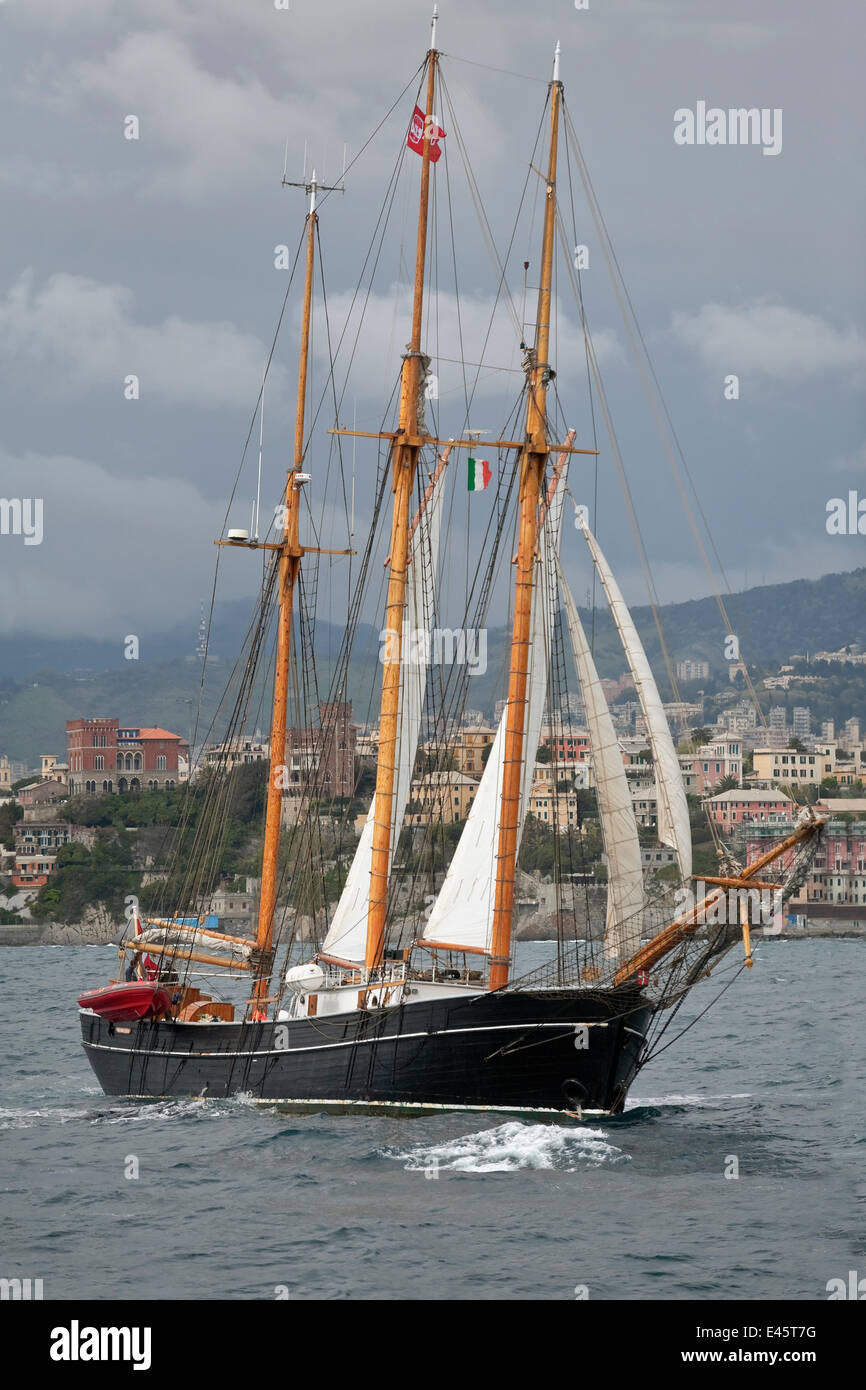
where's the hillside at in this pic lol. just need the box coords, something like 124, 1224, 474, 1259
1, 568, 864, 765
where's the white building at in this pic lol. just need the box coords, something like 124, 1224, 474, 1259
676, 658, 709, 682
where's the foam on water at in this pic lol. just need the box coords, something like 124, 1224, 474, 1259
624, 1092, 752, 1111
0, 1104, 85, 1130
383, 1120, 627, 1173
87, 1098, 224, 1125
0, 1097, 224, 1129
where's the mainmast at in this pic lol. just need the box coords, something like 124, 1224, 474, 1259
250, 173, 318, 1018
364, 8, 440, 975
489, 42, 563, 991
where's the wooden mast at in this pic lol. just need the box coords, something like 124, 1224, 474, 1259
488, 43, 563, 992
249, 174, 318, 1018
364, 9, 440, 975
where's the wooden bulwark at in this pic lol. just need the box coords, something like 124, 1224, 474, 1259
178, 999, 236, 1023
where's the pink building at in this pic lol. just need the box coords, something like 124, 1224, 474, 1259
539, 727, 591, 763
692, 737, 742, 795
708, 788, 793, 836
11, 853, 56, 889
744, 818, 866, 907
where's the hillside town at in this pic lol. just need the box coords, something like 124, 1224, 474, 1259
2, 644, 866, 937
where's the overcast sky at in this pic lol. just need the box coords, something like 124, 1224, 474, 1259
0, 0, 863, 650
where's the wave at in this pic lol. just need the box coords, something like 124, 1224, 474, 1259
0, 1104, 86, 1130
382, 1120, 628, 1173
86, 1098, 224, 1125
624, 1091, 752, 1110
0, 1096, 227, 1129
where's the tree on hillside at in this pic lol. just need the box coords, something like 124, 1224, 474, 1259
354, 760, 376, 799
30, 834, 138, 924
416, 749, 457, 775
227, 760, 268, 823
714, 774, 740, 794
0, 800, 23, 848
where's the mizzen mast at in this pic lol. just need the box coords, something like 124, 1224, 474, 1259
489, 42, 563, 992
364, 8, 440, 975
250, 173, 317, 1018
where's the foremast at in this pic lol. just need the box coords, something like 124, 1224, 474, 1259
364, 9, 440, 975
250, 176, 318, 1018
489, 42, 563, 991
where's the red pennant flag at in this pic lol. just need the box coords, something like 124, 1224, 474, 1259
407, 104, 445, 163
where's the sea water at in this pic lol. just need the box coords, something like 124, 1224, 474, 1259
0, 940, 861, 1300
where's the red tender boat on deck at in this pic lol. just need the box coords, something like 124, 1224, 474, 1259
77, 982, 171, 1023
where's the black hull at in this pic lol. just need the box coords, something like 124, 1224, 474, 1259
80, 988, 653, 1116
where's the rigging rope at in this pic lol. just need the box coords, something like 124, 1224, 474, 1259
561, 98, 771, 735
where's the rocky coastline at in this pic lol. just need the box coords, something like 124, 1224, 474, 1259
0, 904, 124, 947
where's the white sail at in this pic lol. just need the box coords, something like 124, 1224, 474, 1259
320, 466, 446, 962
422, 467, 567, 952
557, 556, 645, 960
576, 515, 692, 884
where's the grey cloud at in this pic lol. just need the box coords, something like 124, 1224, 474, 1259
670, 302, 866, 381
0, 270, 287, 406
0, 445, 248, 640
0, 0, 862, 642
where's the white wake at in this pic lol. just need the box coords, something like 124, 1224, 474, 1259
383, 1120, 628, 1173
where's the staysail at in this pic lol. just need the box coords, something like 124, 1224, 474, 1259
320, 462, 446, 963
576, 514, 692, 884
557, 556, 645, 959
421, 464, 568, 953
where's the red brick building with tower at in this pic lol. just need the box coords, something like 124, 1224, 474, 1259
66, 718, 188, 795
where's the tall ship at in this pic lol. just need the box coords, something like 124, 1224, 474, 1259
78, 11, 826, 1117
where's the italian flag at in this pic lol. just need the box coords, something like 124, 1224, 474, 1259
467, 457, 492, 492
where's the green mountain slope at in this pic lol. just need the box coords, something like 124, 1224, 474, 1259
2, 568, 864, 765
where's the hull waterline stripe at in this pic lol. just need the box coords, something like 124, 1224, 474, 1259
82, 1017, 613, 1061
261, 1097, 612, 1118
92, 1093, 614, 1119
